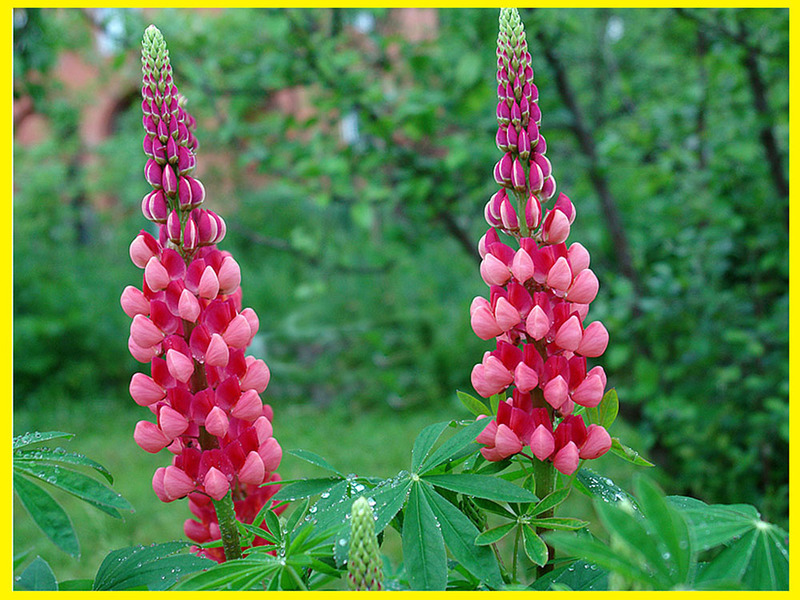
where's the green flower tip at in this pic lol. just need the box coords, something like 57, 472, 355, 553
347, 496, 383, 591
142, 24, 169, 73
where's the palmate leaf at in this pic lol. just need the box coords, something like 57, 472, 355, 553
13, 472, 79, 557
411, 421, 450, 471
417, 418, 487, 473
14, 462, 133, 518
575, 468, 636, 505
521, 525, 549, 567
668, 496, 788, 590
13, 431, 74, 450
421, 483, 504, 589
530, 559, 608, 590
423, 472, 537, 503
14, 556, 58, 591
92, 541, 214, 591
14, 447, 114, 483
271, 477, 342, 502
609, 438, 654, 467
633, 477, 691, 584
174, 556, 282, 591
456, 390, 491, 418
402, 483, 447, 591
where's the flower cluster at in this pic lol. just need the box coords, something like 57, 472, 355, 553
347, 496, 384, 591
122, 25, 282, 561
472, 9, 612, 476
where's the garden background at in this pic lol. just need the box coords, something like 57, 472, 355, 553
13, 7, 788, 580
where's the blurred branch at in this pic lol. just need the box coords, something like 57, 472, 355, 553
673, 8, 785, 60
532, 27, 643, 298
229, 221, 395, 275
676, 9, 787, 214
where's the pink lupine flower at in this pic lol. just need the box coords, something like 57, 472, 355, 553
472, 9, 614, 473
122, 25, 282, 562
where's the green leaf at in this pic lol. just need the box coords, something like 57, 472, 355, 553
667, 496, 762, 550
285, 449, 344, 476
93, 541, 214, 591
15, 556, 57, 591
576, 468, 636, 505
530, 487, 571, 516
174, 556, 281, 591
14, 447, 115, 484
522, 525, 549, 567
411, 421, 449, 472
530, 559, 608, 590
546, 531, 655, 587
13, 472, 79, 557
489, 393, 502, 415
668, 497, 788, 590
527, 517, 589, 531
609, 438, 654, 467
474, 522, 516, 546
633, 476, 691, 583
423, 473, 537, 503
598, 389, 619, 428
421, 483, 504, 588
305, 480, 353, 536
14, 462, 132, 518
457, 390, 491, 418
58, 579, 94, 591
13, 431, 74, 450
268, 477, 342, 502
417, 419, 487, 473
699, 527, 788, 590
594, 499, 673, 587
402, 482, 447, 591
13, 550, 31, 571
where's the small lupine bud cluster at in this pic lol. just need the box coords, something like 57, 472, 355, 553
140, 25, 224, 255
472, 9, 612, 476
124, 26, 282, 562
487, 8, 556, 237
347, 496, 384, 591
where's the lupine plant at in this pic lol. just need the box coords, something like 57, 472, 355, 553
13, 10, 788, 592
123, 25, 283, 563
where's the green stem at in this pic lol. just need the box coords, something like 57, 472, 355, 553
532, 457, 556, 577
212, 491, 243, 561
511, 524, 521, 583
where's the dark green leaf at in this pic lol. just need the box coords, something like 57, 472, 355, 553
13, 472, 79, 557
530, 560, 608, 590
58, 579, 94, 591
15, 556, 57, 591
472, 496, 516, 518
423, 472, 537, 503
633, 476, 691, 583
474, 522, 515, 546
13, 431, 74, 450
285, 498, 309, 534
13, 550, 31, 571
421, 483, 503, 588
93, 541, 214, 591
528, 517, 589, 531
411, 421, 449, 472
594, 499, 673, 587
546, 531, 655, 587
15, 462, 132, 518
522, 525, 549, 567
609, 438, 655, 467
667, 496, 762, 550
14, 447, 114, 483
699, 527, 788, 591
418, 419, 488, 473
402, 483, 447, 590
285, 449, 344, 476
270, 477, 342, 502
530, 487, 571, 516
174, 556, 281, 591
576, 468, 636, 505
457, 390, 491, 418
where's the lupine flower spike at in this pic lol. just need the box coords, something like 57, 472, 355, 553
347, 496, 385, 591
124, 25, 283, 562
473, 9, 613, 476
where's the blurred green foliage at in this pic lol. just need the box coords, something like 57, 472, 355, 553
14, 7, 788, 527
